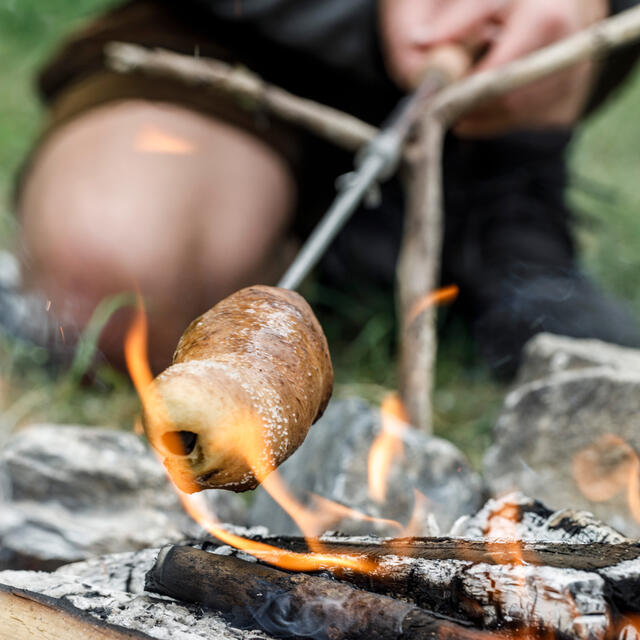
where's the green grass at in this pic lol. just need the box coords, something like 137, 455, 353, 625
0, 0, 639, 467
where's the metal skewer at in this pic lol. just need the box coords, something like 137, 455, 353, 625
277, 71, 448, 291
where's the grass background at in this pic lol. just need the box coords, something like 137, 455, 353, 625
0, 0, 639, 467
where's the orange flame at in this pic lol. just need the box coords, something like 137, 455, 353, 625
177, 491, 377, 573
405, 285, 459, 330
484, 502, 526, 574
368, 393, 409, 503
124, 298, 170, 440
573, 434, 640, 523
402, 490, 433, 537
134, 125, 197, 155
124, 299, 385, 573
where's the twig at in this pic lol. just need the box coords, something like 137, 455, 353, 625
396, 116, 446, 432
105, 42, 376, 153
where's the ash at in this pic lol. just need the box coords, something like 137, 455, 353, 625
0, 548, 275, 640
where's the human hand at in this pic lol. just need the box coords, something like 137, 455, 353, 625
379, 0, 608, 136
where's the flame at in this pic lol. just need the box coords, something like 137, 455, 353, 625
618, 616, 640, 637
124, 299, 385, 574
573, 434, 640, 523
124, 298, 170, 439
402, 490, 433, 537
484, 502, 525, 567
368, 393, 409, 503
134, 125, 197, 155
405, 284, 459, 330
177, 491, 377, 573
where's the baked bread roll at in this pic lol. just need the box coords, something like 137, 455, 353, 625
143, 285, 333, 493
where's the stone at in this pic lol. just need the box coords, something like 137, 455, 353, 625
0, 425, 247, 570
485, 359, 640, 538
517, 333, 640, 384
249, 397, 485, 536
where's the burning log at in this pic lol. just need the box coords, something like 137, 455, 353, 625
249, 536, 640, 570
187, 535, 640, 637
145, 545, 506, 640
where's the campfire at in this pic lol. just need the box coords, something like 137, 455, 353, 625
3, 304, 640, 639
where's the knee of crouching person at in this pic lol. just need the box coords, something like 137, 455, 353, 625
17, 169, 189, 369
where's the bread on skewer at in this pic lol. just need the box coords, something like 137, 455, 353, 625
143, 286, 333, 493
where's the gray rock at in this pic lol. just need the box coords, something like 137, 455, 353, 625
484, 365, 640, 538
249, 398, 485, 536
517, 333, 640, 384
0, 425, 247, 570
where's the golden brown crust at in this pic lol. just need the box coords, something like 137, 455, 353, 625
143, 286, 333, 493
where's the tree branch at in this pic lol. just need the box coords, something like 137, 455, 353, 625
396, 116, 446, 432
397, 5, 640, 430
105, 42, 376, 154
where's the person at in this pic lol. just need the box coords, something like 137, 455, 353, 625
13, 0, 640, 377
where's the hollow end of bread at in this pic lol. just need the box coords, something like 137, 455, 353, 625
142, 362, 265, 493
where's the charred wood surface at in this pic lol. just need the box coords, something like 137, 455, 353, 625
208, 535, 640, 570
146, 545, 508, 640
192, 537, 638, 637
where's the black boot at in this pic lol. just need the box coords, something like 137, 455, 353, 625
442, 130, 640, 380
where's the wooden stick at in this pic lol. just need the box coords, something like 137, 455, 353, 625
396, 117, 446, 432
192, 538, 631, 634
0, 585, 150, 640
146, 546, 507, 640
105, 42, 377, 154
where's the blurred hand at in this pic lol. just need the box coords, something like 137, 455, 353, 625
379, 0, 608, 136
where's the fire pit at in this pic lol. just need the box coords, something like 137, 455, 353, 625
2, 493, 640, 639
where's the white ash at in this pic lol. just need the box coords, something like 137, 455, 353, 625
211, 545, 258, 563
0, 549, 275, 640
461, 493, 628, 543
373, 553, 611, 638
462, 563, 609, 638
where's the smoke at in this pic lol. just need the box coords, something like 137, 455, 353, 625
242, 582, 349, 640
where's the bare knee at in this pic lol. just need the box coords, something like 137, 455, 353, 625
18, 100, 296, 368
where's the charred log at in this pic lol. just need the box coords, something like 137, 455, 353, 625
244, 536, 640, 570
191, 537, 619, 637
146, 545, 507, 640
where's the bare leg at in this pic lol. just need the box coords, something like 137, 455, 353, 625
19, 101, 296, 370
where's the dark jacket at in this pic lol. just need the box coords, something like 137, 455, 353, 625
178, 0, 640, 120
